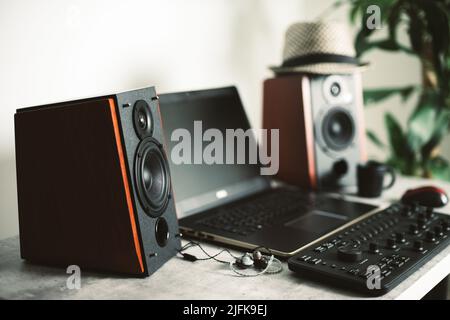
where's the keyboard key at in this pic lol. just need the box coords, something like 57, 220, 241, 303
314, 246, 326, 253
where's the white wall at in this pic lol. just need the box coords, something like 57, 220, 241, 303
0, 0, 304, 240
0, 0, 427, 240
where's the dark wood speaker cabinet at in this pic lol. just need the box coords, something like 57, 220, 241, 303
14, 87, 180, 276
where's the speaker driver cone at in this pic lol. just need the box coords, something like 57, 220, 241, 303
322, 107, 355, 151
133, 100, 153, 139
135, 138, 170, 217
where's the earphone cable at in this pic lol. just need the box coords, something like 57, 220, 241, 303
178, 241, 240, 264
178, 240, 283, 277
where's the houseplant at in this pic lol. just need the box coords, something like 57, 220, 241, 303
335, 0, 450, 181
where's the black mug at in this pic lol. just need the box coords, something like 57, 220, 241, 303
357, 161, 396, 198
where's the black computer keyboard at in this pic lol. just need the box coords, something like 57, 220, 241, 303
288, 203, 450, 296
197, 189, 316, 236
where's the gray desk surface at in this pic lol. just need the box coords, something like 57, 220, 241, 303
1, 176, 449, 300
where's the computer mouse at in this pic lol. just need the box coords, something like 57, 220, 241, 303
401, 186, 449, 208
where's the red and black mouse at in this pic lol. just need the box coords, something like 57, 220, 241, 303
401, 186, 449, 208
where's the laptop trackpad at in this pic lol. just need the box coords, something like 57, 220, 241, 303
285, 210, 349, 234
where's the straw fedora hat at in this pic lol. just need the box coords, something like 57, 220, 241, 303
270, 21, 369, 75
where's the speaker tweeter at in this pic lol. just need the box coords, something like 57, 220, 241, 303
322, 75, 352, 105
133, 100, 154, 139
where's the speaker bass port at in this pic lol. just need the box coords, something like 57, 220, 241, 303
155, 217, 169, 247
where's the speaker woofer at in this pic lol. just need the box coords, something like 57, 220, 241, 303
133, 100, 153, 139
135, 137, 170, 217
322, 107, 355, 151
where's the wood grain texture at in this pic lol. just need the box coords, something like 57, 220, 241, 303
14, 98, 143, 275
262, 75, 315, 189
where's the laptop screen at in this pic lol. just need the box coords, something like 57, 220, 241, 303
159, 87, 268, 217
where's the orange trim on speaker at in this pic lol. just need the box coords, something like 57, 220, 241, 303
301, 77, 317, 189
108, 98, 144, 273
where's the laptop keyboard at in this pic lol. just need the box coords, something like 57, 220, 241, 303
197, 189, 316, 236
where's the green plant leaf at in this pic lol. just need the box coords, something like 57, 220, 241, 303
366, 130, 386, 149
387, 0, 403, 42
350, 5, 360, 23
418, 0, 450, 54
356, 37, 414, 57
432, 109, 450, 143
363, 86, 416, 105
407, 104, 436, 152
376, 38, 402, 51
355, 26, 375, 57
352, 0, 414, 57
407, 5, 424, 54
385, 112, 411, 160
386, 155, 422, 176
427, 156, 450, 181
408, 91, 448, 153
421, 109, 450, 160
418, 0, 450, 89
343, 0, 450, 181
346, 0, 368, 23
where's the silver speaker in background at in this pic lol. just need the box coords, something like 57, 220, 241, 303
263, 73, 367, 191
310, 74, 366, 189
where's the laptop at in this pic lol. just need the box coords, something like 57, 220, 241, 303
159, 86, 377, 257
